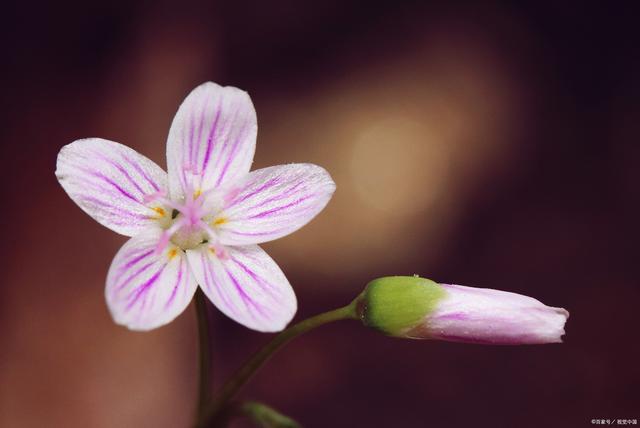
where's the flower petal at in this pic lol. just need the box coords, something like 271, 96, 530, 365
215, 164, 336, 245
186, 244, 296, 332
56, 138, 168, 236
166, 82, 257, 200
418, 284, 569, 344
106, 229, 197, 331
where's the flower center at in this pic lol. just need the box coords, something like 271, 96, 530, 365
148, 188, 225, 253
169, 195, 210, 249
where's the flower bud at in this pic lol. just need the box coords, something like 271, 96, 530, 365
357, 276, 569, 345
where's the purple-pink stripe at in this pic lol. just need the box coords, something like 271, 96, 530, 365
95, 153, 146, 196
89, 170, 139, 202
247, 194, 314, 219
188, 100, 197, 173
122, 154, 161, 191
248, 180, 307, 211
164, 258, 184, 309
214, 104, 245, 187
233, 257, 278, 297
125, 265, 166, 311
116, 261, 154, 291
225, 177, 281, 209
201, 251, 237, 317
80, 196, 148, 220
201, 98, 223, 175
225, 269, 268, 319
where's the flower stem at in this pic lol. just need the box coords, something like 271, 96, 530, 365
195, 289, 212, 420
196, 300, 360, 427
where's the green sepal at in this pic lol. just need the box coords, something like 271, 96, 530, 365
356, 276, 445, 336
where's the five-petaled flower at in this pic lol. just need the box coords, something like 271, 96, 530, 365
56, 82, 336, 332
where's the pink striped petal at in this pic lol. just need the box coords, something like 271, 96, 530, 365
106, 229, 197, 331
186, 245, 296, 332
420, 284, 569, 344
166, 82, 257, 200
215, 164, 336, 246
56, 138, 168, 236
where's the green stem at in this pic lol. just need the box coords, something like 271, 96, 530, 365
195, 289, 212, 420
197, 300, 359, 427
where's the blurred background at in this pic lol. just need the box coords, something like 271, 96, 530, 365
1, 1, 639, 427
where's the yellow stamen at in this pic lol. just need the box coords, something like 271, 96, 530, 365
213, 217, 227, 226
147, 206, 166, 220
193, 189, 202, 199
209, 247, 216, 256
167, 248, 178, 260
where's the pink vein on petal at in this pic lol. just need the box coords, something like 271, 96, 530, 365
125, 265, 166, 311
188, 99, 198, 174
115, 261, 155, 292
225, 228, 290, 237
246, 180, 308, 211
86, 170, 139, 202
225, 269, 268, 320
164, 257, 184, 309
201, 98, 222, 176
225, 177, 281, 209
94, 153, 146, 196
79, 196, 149, 220
201, 251, 237, 317
213, 105, 246, 187
122, 154, 161, 191
232, 257, 278, 298
247, 194, 314, 219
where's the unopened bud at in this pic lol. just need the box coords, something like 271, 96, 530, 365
356, 276, 568, 345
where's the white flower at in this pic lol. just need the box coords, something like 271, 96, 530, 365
56, 82, 336, 332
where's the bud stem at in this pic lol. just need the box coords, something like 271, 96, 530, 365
196, 300, 359, 427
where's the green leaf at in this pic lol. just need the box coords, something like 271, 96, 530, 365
241, 401, 302, 428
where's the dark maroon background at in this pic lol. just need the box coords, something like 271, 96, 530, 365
1, 2, 639, 427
